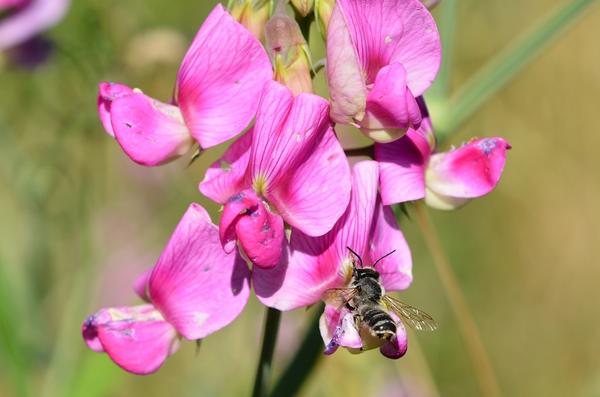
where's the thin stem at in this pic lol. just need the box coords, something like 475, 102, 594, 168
252, 307, 282, 397
413, 202, 501, 397
269, 306, 323, 397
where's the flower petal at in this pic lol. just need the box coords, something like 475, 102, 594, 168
97, 82, 134, 137
379, 319, 408, 359
375, 120, 433, 205
326, 0, 366, 124
425, 137, 511, 204
268, 126, 351, 237
149, 203, 251, 340
254, 229, 337, 310
361, 63, 421, 142
133, 267, 152, 302
110, 92, 193, 166
320, 306, 362, 354
176, 4, 272, 148
199, 129, 252, 204
82, 305, 179, 375
220, 189, 284, 269
255, 161, 379, 310
368, 197, 412, 291
249, 81, 330, 190
327, 0, 440, 126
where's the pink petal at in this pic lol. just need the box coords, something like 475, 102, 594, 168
319, 306, 362, 354
82, 305, 179, 375
149, 203, 251, 340
268, 126, 351, 237
0, 0, 70, 50
220, 189, 284, 269
110, 92, 193, 166
326, 0, 366, 124
425, 137, 511, 200
368, 197, 412, 292
379, 319, 408, 359
97, 82, 134, 137
199, 129, 253, 204
254, 230, 339, 310
133, 267, 152, 302
176, 4, 272, 148
375, 122, 433, 205
361, 63, 421, 142
326, 0, 440, 126
249, 81, 329, 188
254, 161, 379, 310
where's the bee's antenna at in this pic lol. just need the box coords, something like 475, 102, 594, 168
373, 249, 396, 268
346, 246, 363, 268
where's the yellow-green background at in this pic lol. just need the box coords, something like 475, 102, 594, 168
0, 0, 599, 396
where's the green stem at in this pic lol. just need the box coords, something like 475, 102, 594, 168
413, 202, 501, 397
269, 306, 323, 397
252, 307, 282, 397
436, 0, 597, 139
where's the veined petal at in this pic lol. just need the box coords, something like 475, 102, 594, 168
254, 229, 340, 310
82, 305, 179, 375
249, 81, 331, 192
220, 189, 284, 269
375, 124, 432, 205
97, 82, 134, 137
199, 129, 252, 204
334, 0, 440, 96
176, 4, 272, 148
268, 126, 351, 237
361, 63, 421, 142
425, 137, 511, 206
110, 92, 193, 166
326, 0, 366, 124
149, 203, 251, 340
368, 197, 412, 292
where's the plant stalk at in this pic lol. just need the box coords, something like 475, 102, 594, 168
413, 202, 501, 397
252, 307, 282, 397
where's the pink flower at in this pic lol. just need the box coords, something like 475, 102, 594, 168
97, 4, 272, 166
253, 161, 412, 358
376, 98, 511, 210
200, 80, 351, 269
82, 204, 251, 374
326, 0, 441, 143
0, 0, 69, 51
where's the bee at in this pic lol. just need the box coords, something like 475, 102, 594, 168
322, 247, 437, 343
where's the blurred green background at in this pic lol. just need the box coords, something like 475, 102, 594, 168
1, 0, 599, 396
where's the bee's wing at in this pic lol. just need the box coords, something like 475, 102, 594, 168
322, 287, 359, 309
382, 295, 438, 331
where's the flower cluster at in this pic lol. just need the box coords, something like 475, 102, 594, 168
83, 0, 510, 374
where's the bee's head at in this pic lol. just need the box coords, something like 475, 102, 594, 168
353, 267, 380, 281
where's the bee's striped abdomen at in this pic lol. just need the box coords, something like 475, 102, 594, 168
358, 305, 397, 340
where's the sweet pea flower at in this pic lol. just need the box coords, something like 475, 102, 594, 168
375, 98, 511, 210
327, 0, 441, 142
97, 4, 272, 166
200, 80, 351, 269
82, 204, 251, 374
254, 161, 412, 358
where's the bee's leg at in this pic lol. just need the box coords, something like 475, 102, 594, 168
345, 302, 355, 310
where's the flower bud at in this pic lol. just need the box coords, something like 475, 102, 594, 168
290, 0, 314, 17
228, 0, 271, 40
315, 0, 335, 39
265, 10, 313, 95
